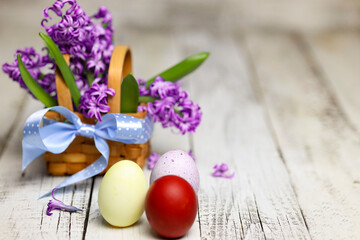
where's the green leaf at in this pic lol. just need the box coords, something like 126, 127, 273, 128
147, 52, 210, 87
17, 54, 58, 107
39, 32, 81, 107
121, 73, 139, 113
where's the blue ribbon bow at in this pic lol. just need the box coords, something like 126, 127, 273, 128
22, 106, 153, 198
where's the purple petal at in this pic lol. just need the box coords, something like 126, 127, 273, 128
211, 163, 235, 179
141, 76, 202, 135
46, 188, 82, 216
147, 153, 161, 170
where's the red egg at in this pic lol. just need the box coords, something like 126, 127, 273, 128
145, 175, 198, 238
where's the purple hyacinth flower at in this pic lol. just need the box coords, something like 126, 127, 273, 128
212, 163, 235, 179
188, 150, 196, 161
137, 78, 150, 96
46, 188, 82, 216
93, 6, 112, 24
87, 53, 106, 77
89, 81, 115, 103
149, 76, 180, 99
147, 97, 177, 128
142, 76, 202, 135
2, 47, 55, 96
78, 82, 115, 121
42, 0, 114, 92
147, 153, 161, 170
137, 104, 148, 113
3, 1, 117, 120
175, 101, 202, 134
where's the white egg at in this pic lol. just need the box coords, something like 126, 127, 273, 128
98, 160, 148, 227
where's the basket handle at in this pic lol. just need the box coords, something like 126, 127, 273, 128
55, 45, 133, 113
107, 45, 132, 113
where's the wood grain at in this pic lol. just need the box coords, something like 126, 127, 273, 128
243, 32, 360, 240
107, 45, 132, 113
1, 0, 360, 239
178, 30, 310, 239
305, 32, 360, 132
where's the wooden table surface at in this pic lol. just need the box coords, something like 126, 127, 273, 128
1, 0, 360, 239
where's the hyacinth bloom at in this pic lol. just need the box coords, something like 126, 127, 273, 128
46, 188, 82, 216
137, 78, 150, 96
78, 82, 115, 121
212, 163, 235, 179
138, 76, 202, 135
2, 0, 204, 127
2, 0, 115, 122
41, 0, 115, 121
147, 153, 161, 170
2, 48, 55, 97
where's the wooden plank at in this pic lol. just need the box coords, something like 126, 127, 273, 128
0, 40, 28, 152
305, 32, 360, 132
0, 97, 92, 239
177, 30, 310, 239
0, 0, 48, 151
85, 31, 195, 239
76, 0, 360, 32
242, 32, 360, 240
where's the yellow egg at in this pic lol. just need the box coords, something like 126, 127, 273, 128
98, 160, 148, 227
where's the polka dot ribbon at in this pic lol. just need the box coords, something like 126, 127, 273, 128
22, 106, 153, 199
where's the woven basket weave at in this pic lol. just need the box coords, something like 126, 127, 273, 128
44, 46, 151, 176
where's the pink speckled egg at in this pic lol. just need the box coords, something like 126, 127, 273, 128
150, 150, 200, 193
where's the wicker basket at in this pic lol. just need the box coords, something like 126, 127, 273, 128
44, 45, 151, 176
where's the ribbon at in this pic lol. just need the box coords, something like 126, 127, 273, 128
22, 106, 153, 198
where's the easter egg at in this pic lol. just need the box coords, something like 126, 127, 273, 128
98, 160, 148, 227
150, 150, 200, 193
145, 175, 198, 238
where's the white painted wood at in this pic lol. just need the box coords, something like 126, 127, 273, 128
3, 0, 359, 39
1, 0, 360, 239
243, 32, 360, 240
77, 0, 360, 32
177, 30, 310, 239
0, 97, 92, 239
0, 0, 50, 150
305, 32, 360, 132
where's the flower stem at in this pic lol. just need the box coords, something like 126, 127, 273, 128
173, 106, 183, 116
86, 71, 95, 86
138, 96, 157, 103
